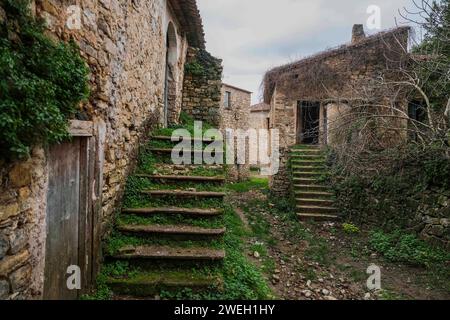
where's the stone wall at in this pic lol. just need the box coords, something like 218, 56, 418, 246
0, 0, 197, 299
413, 191, 450, 249
249, 105, 270, 168
220, 84, 252, 182
182, 47, 223, 126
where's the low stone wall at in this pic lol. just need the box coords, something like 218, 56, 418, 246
269, 148, 291, 197
182, 47, 223, 126
413, 192, 450, 249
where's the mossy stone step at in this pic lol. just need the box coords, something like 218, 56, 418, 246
295, 191, 334, 199
297, 213, 339, 221
122, 207, 223, 217
118, 224, 226, 237
290, 155, 324, 160
142, 190, 226, 198
294, 178, 320, 185
152, 135, 223, 143
112, 245, 226, 261
296, 198, 335, 207
293, 173, 323, 179
297, 205, 338, 214
136, 174, 225, 183
107, 272, 223, 297
291, 158, 325, 166
294, 184, 329, 192
292, 165, 325, 172
150, 148, 224, 154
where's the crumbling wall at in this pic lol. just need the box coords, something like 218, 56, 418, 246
182, 47, 223, 126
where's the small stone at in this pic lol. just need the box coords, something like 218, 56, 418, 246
274, 269, 281, 274
9, 229, 27, 255
302, 290, 312, 298
0, 280, 9, 299
318, 278, 324, 283
322, 289, 330, 296
0, 235, 9, 259
306, 280, 312, 288
253, 251, 260, 258
0, 203, 20, 223
9, 264, 31, 291
364, 293, 371, 300
9, 162, 32, 188
272, 274, 280, 282
324, 296, 337, 300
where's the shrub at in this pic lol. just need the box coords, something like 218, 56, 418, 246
0, 0, 90, 159
342, 223, 360, 234
369, 230, 450, 268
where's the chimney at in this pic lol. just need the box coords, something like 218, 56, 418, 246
352, 24, 366, 43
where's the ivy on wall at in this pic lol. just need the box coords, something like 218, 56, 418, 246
0, 0, 90, 159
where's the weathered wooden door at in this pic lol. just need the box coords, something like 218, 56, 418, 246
44, 138, 84, 300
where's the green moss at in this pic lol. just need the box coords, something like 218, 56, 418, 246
226, 177, 269, 193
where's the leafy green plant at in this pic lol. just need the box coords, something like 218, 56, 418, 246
0, 0, 90, 159
369, 230, 450, 268
342, 223, 360, 234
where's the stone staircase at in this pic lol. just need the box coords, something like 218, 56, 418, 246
103, 135, 227, 298
290, 145, 339, 221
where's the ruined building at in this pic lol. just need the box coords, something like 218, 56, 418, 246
0, 0, 223, 299
220, 83, 252, 181
263, 25, 411, 196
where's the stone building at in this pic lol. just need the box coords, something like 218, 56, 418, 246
262, 25, 411, 196
220, 83, 252, 181
249, 103, 271, 169
0, 0, 221, 300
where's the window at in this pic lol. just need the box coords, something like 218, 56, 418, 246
224, 91, 231, 109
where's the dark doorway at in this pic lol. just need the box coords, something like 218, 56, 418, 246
298, 101, 320, 144
164, 22, 177, 127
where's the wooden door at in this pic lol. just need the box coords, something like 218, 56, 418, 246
44, 138, 84, 300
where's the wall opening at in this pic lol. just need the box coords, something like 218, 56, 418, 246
297, 101, 321, 144
164, 22, 178, 127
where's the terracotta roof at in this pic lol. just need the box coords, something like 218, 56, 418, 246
251, 103, 271, 112
222, 83, 253, 94
169, 0, 206, 49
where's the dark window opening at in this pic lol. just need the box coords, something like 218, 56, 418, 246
224, 91, 231, 109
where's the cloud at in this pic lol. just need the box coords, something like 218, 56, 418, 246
197, 0, 414, 103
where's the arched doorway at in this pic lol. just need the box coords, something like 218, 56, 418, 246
164, 22, 177, 127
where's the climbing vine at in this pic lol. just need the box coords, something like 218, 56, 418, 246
0, 0, 90, 159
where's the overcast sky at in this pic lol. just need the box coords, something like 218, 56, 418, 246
197, 0, 415, 104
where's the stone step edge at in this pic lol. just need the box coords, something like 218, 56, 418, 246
296, 198, 335, 203
142, 190, 226, 198
151, 135, 223, 143
122, 207, 223, 216
297, 213, 340, 221
297, 205, 338, 211
110, 246, 226, 261
136, 174, 225, 182
107, 273, 223, 297
150, 148, 224, 154
118, 224, 226, 236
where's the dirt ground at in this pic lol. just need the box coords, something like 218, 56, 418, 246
229, 190, 450, 301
